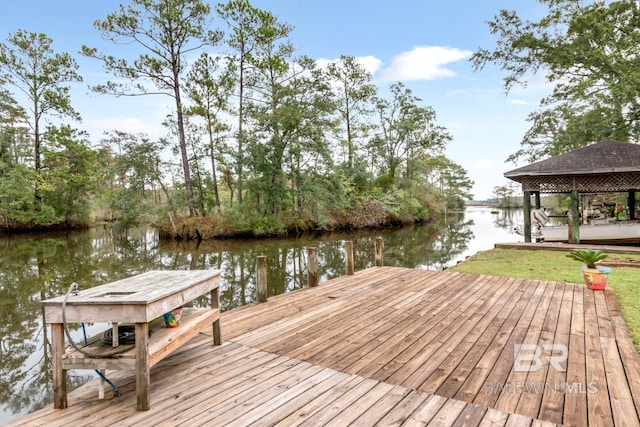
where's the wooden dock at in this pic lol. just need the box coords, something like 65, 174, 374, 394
7, 267, 640, 426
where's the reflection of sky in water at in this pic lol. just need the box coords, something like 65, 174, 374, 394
452, 207, 524, 265
1, 316, 102, 425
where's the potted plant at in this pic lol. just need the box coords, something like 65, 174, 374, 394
566, 249, 610, 290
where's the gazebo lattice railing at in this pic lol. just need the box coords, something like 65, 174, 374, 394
519, 172, 640, 194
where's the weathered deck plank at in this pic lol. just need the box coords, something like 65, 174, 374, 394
428, 278, 536, 397
563, 283, 587, 427
514, 281, 565, 419
436, 278, 542, 400
538, 281, 573, 424
415, 276, 526, 393
6, 266, 640, 426
299, 271, 477, 367
610, 316, 640, 418
584, 287, 614, 425
490, 280, 557, 413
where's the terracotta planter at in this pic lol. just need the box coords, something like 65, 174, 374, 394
581, 267, 609, 290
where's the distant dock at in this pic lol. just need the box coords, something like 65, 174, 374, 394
495, 241, 640, 255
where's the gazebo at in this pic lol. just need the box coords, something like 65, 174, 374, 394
504, 140, 640, 243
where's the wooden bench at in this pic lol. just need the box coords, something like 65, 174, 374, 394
42, 270, 222, 411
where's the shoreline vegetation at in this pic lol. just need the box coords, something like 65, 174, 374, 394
156, 209, 435, 240
1, 200, 505, 240
450, 248, 640, 353
0, 200, 441, 240
0, 204, 510, 239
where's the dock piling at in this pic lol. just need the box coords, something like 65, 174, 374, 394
375, 237, 384, 266
345, 241, 354, 275
308, 247, 318, 287
256, 255, 268, 302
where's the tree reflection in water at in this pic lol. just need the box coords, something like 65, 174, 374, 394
0, 207, 519, 423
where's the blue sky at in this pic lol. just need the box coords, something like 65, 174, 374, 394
0, 0, 551, 200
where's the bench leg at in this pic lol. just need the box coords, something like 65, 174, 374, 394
51, 323, 68, 409
211, 288, 222, 345
99, 369, 106, 399
135, 322, 150, 410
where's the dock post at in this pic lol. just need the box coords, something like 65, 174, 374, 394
375, 237, 383, 266
345, 241, 354, 275
257, 255, 268, 302
308, 247, 318, 287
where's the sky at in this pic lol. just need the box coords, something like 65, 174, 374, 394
0, 0, 552, 200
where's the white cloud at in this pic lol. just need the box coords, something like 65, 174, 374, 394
314, 56, 384, 95
315, 55, 383, 76
356, 55, 384, 75
315, 57, 332, 69
377, 46, 472, 82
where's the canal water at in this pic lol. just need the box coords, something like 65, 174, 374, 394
0, 206, 523, 423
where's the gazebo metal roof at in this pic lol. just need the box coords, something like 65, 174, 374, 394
504, 140, 640, 193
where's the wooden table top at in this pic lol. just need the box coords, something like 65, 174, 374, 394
42, 270, 220, 306
42, 270, 221, 323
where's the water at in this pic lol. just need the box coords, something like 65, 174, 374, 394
0, 206, 523, 423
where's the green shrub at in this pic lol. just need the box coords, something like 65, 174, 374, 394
566, 249, 608, 269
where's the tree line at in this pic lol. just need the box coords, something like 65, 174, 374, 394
473, 0, 640, 163
478, 0, 640, 213
0, 0, 473, 237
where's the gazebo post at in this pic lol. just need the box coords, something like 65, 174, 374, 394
569, 190, 580, 244
534, 191, 541, 209
629, 190, 636, 220
523, 191, 532, 243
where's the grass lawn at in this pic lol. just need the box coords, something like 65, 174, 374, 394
450, 248, 640, 352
